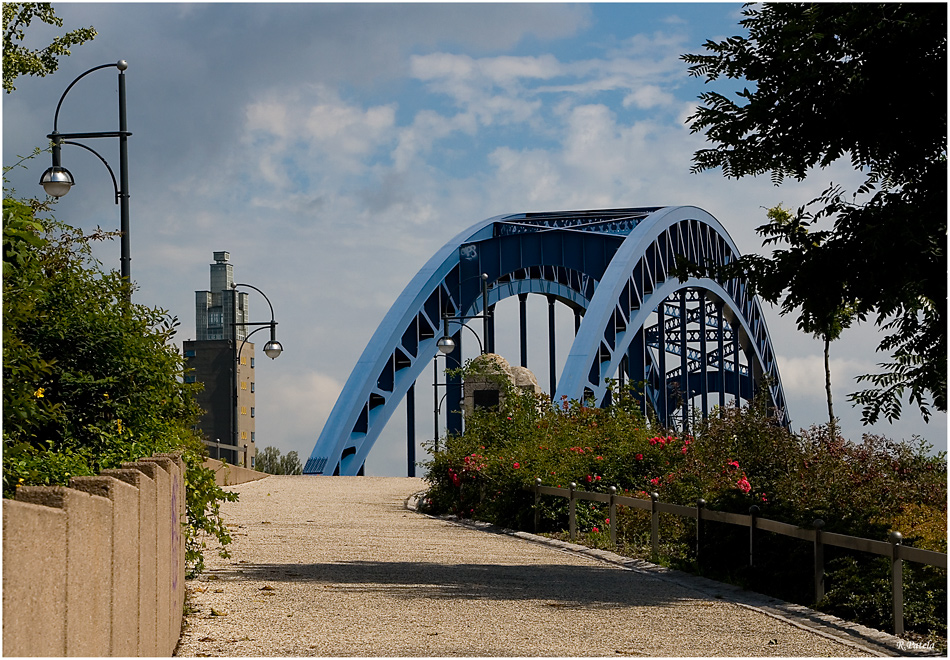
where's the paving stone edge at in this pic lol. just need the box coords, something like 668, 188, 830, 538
405, 491, 942, 658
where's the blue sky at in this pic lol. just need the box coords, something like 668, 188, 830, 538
3, 3, 945, 474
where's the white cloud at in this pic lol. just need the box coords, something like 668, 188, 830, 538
623, 84, 676, 109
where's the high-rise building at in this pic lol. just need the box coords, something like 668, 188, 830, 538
184, 252, 256, 467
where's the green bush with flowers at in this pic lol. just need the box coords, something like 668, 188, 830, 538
420, 360, 947, 643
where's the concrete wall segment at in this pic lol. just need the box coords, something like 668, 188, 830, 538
138, 456, 175, 655
103, 467, 159, 655
69, 475, 140, 656
4, 453, 186, 657
15, 485, 112, 657
2, 499, 68, 656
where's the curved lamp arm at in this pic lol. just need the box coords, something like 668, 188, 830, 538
233, 282, 276, 323
53, 61, 127, 132
61, 140, 119, 203
438, 315, 484, 355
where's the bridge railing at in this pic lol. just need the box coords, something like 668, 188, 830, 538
530, 479, 947, 637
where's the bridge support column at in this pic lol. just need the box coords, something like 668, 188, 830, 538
519, 294, 528, 368
732, 319, 741, 407
699, 290, 708, 422
658, 303, 668, 426
718, 304, 726, 409
487, 304, 496, 355
406, 383, 415, 477
446, 328, 463, 436
629, 326, 646, 415
680, 291, 689, 433
547, 296, 557, 397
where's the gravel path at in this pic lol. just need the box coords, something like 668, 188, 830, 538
176, 476, 889, 657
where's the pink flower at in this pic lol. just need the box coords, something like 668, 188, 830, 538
592, 527, 600, 533
650, 477, 660, 486
728, 460, 740, 469
681, 446, 688, 455
595, 475, 601, 481
636, 453, 644, 461
586, 474, 593, 482
737, 474, 751, 494
605, 518, 610, 525
513, 462, 521, 469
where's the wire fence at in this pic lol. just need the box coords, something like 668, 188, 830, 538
531, 479, 947, 636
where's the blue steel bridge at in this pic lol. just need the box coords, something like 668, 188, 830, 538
305, 206, 789, 477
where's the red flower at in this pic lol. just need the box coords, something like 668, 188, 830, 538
605, 518, 610, 525
636, 454, 644, 461
513, 462, 521, 469
650, 477, 660, 486
728, 460, 740, 469
737, 474, 751, 494
592, 527, 600, 533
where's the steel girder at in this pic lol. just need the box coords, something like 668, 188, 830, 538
305, 206, 789, 476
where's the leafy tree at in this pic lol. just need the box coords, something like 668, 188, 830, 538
255, 446, 303, 475
680, 3, 946, 424
3, 2, 96, 93
255, 446, 281, 474
279, 450, 302, 476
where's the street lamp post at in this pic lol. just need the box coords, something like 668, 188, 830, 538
231, 283, 283, 469
39, 60, 132, 293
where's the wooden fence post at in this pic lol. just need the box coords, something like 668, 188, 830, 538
890, 531, 904, 636
569, 483, 577, 542
650, 491, 659, 563
534, 479, 541, 533
813, 519, 825, 604
696, 498, 706, 569
749, 505, 760, 568
608, 486, 617, 546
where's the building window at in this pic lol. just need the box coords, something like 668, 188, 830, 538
241, 431, 247, 440
250, 407, 255, 418
184, 349, 196, 358
241, 406, 247, 415
251, 456, 255, 468
184, 375, 196, 383
241, 381, 247, 391
240, 355, 247, 365
250, 358, 255, 368
251, 432, 255, 442
250, 382, 255, 393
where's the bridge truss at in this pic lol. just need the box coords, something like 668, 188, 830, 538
305, 206, 789, 476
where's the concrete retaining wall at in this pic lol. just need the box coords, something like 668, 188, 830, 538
3, 452, 186, 657
204, 457, 269, 486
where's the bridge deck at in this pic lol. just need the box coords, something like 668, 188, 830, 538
176, 477, 896, 657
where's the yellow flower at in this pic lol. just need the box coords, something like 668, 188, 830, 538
116, 419, 123, 434
104, 392, 109, 399
34, 387, 45, 398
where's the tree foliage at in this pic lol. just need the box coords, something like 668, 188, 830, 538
680, 3, 946, 424
3, 2, 96, 93
255, 446, 302, 475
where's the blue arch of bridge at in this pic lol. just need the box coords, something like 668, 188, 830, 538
306, 206, 789, 476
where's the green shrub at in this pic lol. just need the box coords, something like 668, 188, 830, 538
3, 198, 236, 576
421, 368, 947, 640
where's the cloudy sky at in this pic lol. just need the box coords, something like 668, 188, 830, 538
4, 2, 945, 475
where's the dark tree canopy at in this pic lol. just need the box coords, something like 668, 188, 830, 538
681, 3, 946, 424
